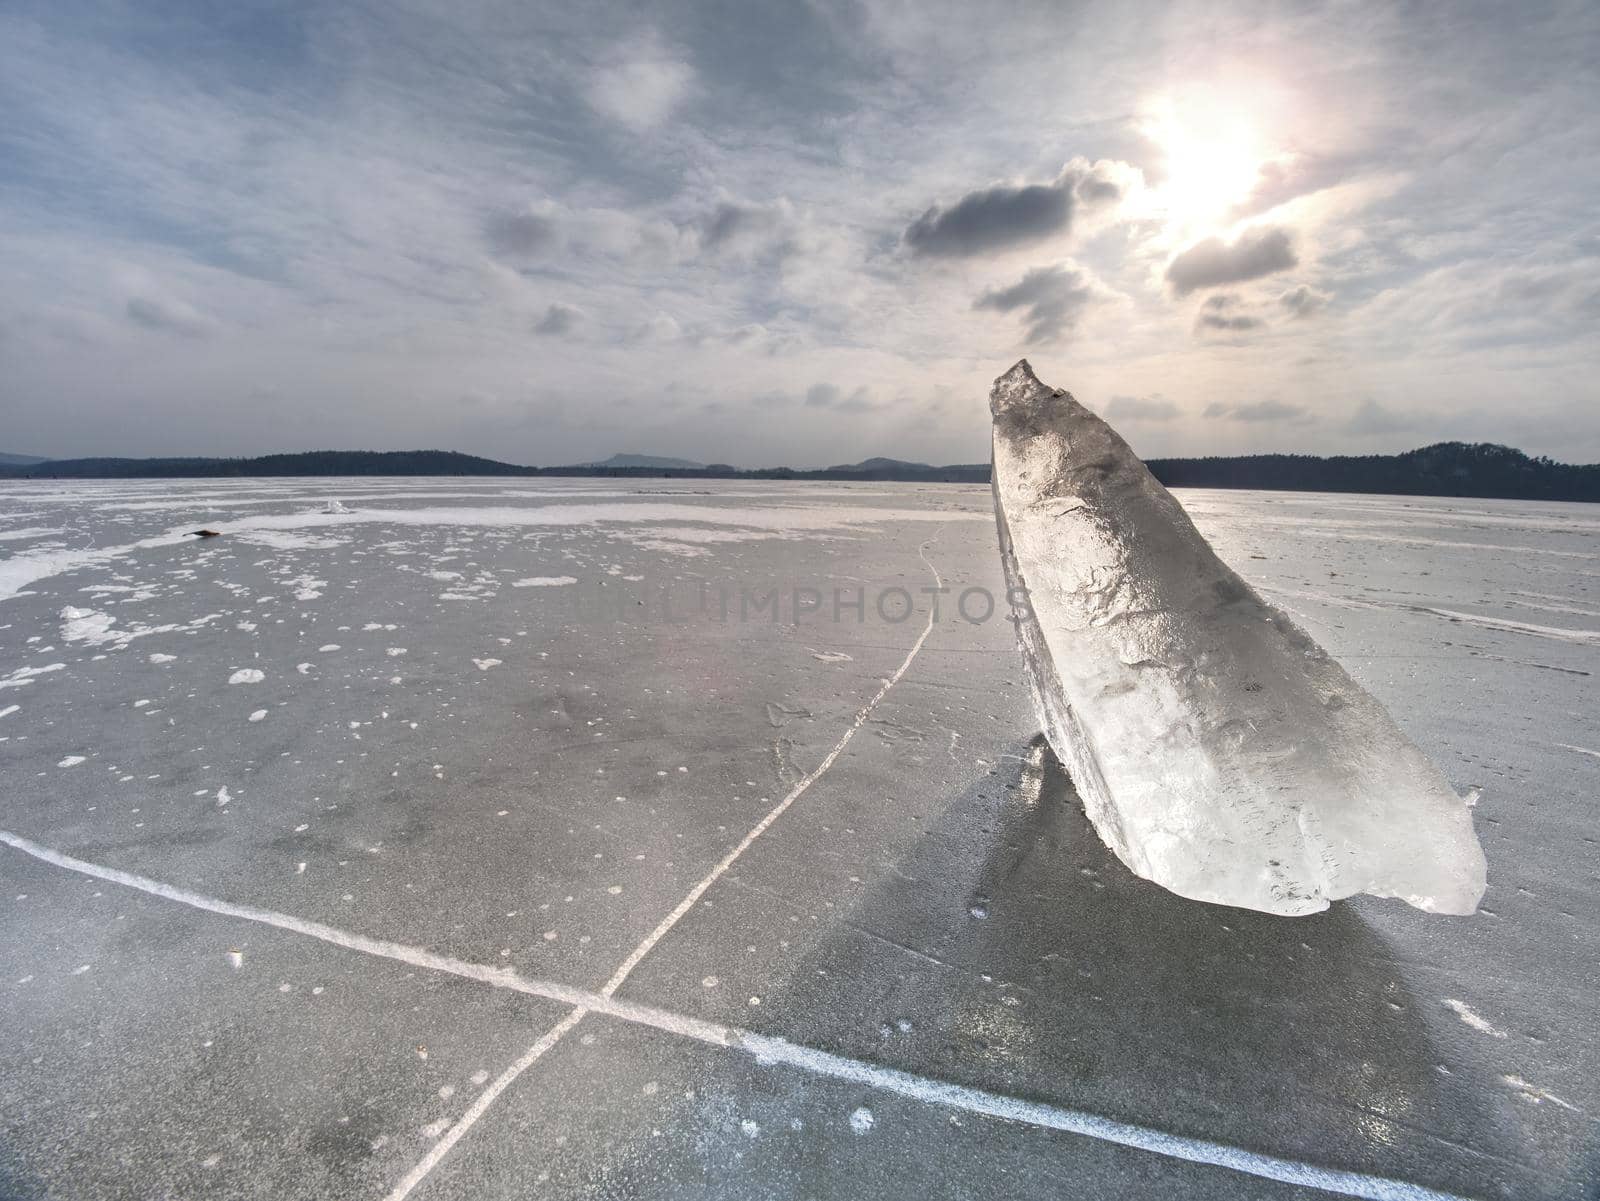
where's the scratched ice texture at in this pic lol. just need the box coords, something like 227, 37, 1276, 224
1, 471, 1595, 1200
990, 360, 1489, 916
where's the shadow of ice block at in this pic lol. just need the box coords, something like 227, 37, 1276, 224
734, 736, 1519, 1198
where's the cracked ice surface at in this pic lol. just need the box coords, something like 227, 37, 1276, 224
989, 360, 1488, 916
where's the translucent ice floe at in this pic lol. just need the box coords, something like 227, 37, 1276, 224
989, 360, 1487, 916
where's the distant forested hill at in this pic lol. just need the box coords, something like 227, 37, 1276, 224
1, 449, 541, 479
3, 441, 1597, 502
1144, 442, 1600, 503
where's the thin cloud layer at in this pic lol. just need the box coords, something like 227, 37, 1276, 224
586, 35, 695, 132
1205, 399, 1313, 423
1106, 395, 1181, 422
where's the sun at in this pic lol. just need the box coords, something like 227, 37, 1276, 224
1143, 90, 1269, 239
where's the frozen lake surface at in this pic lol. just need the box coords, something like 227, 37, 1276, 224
1, 478, 1595, 1200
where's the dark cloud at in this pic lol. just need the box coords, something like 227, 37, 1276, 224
699, 202, 767, 248
1166, 226, 1298, 295
973, 264, 1095, 342
694, 198, 796, 259
1279, 284, 1331, 318
535, 302, 584, 336
484, 210, 556, 259
1073, 160, 1126, 204
1194, 293, 1263, 333
1105, 394, 1180, 422
804, 382, 840, 408
905, 182, 1069, 258
1205, 399, 1313, 423
903, 161, 1123, 258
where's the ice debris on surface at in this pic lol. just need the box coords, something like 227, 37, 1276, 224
988, 360, 1487, 916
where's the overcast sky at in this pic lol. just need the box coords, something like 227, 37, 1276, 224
2, 0, 1596, 466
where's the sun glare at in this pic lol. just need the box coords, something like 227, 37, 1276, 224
1144, 91, 1269, 239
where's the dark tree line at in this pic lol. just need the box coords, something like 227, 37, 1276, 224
4, 441, 1597, 502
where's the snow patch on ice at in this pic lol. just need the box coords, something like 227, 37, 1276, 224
235, 529, 348, 550
60, 607, 118, 644
0, 499, 980, 605
1502, 1075, 1580, 1112
0, 527, 64, 541
1420, 607, 1600, 645
1443, 999, 1507, 1038
512, 576, 577, 587
60, 606, 221, 649
1, 663, 64, 690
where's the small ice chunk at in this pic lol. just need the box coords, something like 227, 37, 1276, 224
988, 360, 1487, 917
472, 658, 502, 671
228, 669, 264, 685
